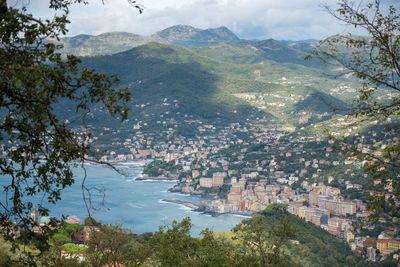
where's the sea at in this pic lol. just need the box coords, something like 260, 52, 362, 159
0, 162, 245, 236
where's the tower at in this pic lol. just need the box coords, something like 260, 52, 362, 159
30, 208, 39, 224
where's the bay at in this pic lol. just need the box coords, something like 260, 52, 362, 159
0, 162, 245, 236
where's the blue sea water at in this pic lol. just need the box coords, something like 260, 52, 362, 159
0, 162, 244, 236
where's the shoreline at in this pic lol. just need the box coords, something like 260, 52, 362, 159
106, 159, 149, 166
136, 176, 178, 181
90, 160, 252, 219
168, 184, 210, 196
161, 198, 200, 210
161, 198, 254, 218
92, 160, 253, 219
201, 209, 254, 218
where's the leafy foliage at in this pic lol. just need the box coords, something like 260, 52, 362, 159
0, 209, 364, 266
86, 223, 151, 267
143, 159, 181, 177
0, 0, 132, 257
309, 0, 400, 224
232, 214, 296, 267
258, 204, 361, 266
151, 218, 199, 267
83, 216, 101, 227
151, 215, 294, 267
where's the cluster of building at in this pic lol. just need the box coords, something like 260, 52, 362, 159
199, 172, 225, 188
202, 177, 399, 262
3, 103, 394, 262
30, 209, 98, 243
29, 210, 100, 261
100, 113, 399, 261
205, 179, 292, 213
287, 185, 359, 240
119, 117, 399, 261
377, 239, 400, 256
83, 111, 282, 164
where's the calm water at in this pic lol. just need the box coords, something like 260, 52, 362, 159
0, 162, 244, 235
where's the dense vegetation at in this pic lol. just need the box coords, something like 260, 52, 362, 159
260, 205, 357, 266
143, 160, 181, 177
0, 204, 372, 266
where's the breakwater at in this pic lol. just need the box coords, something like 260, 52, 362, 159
161, 198, 200, 210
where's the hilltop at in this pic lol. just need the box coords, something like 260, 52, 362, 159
52, 25, 240, 56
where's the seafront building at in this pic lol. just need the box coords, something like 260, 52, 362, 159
79, 115, 400, 261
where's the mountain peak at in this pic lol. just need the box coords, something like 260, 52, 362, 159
203, 26, 239, 41
151, 25, 239, 47
152, 25, 201, 42
161, 25, 199, 32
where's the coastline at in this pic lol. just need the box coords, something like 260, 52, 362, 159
161, 198, 254, 218
136, 176, 178, 181
1, 158, 247, 234
168, 183, 210, 196
108, 159, 149, 166
161, 198, 200, 210
200, 208, 254, 218
116, 160, 253, 219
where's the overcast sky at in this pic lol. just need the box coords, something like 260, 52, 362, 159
22, 0, 384, 40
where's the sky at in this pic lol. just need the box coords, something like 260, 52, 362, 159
20, 0, 387, 40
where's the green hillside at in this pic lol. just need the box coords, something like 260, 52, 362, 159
78, 43, 270, 133
64, 39, 358, 137
254, 205, 363, 266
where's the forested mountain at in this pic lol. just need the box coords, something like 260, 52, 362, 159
54, 34, 357, 138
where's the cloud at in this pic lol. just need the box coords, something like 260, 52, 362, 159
26, 0, 365, 40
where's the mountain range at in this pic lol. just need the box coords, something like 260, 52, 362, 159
51, 25, 365, 143
53, 25, 239, 56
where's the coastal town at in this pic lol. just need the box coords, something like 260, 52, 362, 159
2, 104, 396, 262
2, 0, 400, 265
57, 113, 398, 263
